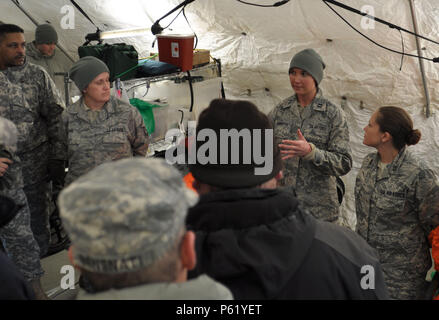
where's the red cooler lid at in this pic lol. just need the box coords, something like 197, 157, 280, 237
156, 33, 195, 39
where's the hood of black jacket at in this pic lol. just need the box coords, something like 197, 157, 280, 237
186, 188, 316, 299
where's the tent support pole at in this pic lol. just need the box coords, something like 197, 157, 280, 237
408, 0, 431, 118
10, 0, 75, 63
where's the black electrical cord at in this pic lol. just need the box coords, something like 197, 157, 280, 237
322, 1, 436, 63
323, 0, 439, 47
152, 0, 199, 39
187, 71, 194, 112
162, 7, 185, 30
151, 7, 185, 49
126, 82, 150, 95
162, 4, 198, 49
183, 6, 198, 49
70, 0, 100, 29
212, 57, 226, 98
152, 3, 198, 51
142, 86, 150, 97
236, 0, 290, 7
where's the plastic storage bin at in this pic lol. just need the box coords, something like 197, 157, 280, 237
156, 34, 194, 71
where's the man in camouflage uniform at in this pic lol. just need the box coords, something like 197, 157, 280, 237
0, 24, 66, 257
26, 24, 73, 255
0, 117, 47, 299
25, 24, 73, 104
59, 158, 233, 300
355, 148, 439, 299
268, 49, 352, 223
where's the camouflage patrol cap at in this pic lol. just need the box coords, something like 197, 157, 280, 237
0, 116, 18, 152
59, 158, 198, 274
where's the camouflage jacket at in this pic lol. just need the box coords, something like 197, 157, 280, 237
0, 117, 23, 193
268, 90, 352, 222
25, 41, 73, 103
61, 96, 149, 186
0, 62, 66, 186
355, 148, 439, 299
0, 147, 24, 194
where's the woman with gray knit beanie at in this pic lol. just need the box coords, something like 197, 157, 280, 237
59, 56, 149, 186
268, 48, 352, 223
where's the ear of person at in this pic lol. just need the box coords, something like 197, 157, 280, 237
382, 132, 392, 143
180, 231, 196, 271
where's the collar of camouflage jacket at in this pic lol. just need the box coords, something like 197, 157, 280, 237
68, 96, 118, 122
367, 147, 409, 174
281, 88, 326, 112
26, 41, 55, 61
1, 60, 28, 75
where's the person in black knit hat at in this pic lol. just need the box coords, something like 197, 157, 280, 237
186, 98, 389, 300
190, 98, 282, 189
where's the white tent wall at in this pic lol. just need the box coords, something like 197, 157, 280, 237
1, 0, 439, 229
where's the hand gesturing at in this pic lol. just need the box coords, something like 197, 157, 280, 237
278, 129, 312, 160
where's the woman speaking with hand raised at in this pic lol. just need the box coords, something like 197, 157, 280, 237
268, 48, 352, 223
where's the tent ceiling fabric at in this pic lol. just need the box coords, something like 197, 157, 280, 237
1, 0, 439, 229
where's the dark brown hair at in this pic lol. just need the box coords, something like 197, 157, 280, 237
376, 106, 421, 150
0, 24, 24, 43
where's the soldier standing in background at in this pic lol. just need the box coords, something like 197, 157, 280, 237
0, 117, 47, 299
0, 24, 67, 258
61, 56, 149, 186
356, 106, 439, 299
25, 23, 73, 105
25, 23, 73, 256
268, 48, 352, 223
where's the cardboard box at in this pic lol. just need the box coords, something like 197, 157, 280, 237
193, 49, 210, 67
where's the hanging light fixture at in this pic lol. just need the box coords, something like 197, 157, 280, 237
99, 27, 152, 39
83, 0, 196, 44
84, 27, 151, 44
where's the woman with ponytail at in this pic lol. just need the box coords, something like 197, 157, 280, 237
355, 106, 439, 300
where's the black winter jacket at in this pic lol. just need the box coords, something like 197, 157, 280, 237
187, 188, 389, 299
0, 252, 35, 300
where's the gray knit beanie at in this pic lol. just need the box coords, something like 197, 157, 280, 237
35, 24, 58, 44
69, 56, 110, 91
289, 48, 326, 85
